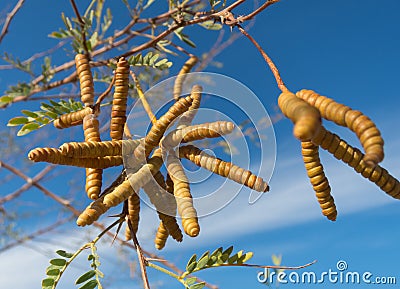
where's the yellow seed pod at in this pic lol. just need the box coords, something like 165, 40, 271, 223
53, 107, 93, 129
75, 54, 95, 106
173, 56, 198, 100
278, 91, 321, 141
161, 121, 235, 150
312, 126, 400, 199
59, 139, 141, 158
179, 145, 269, 192
301, 141, 337, 221
110, 57, 130, 141
166, 151, 199, 237
83, 114, 103, 200
176, 85, 202, 129
154, 222, 169, 250
103, 149, 164, 208
28, 147, 123, 168
76, 195, 108, 226
296, 89, 384, 166
125, 192, 140, 240
136, 95, 193, 159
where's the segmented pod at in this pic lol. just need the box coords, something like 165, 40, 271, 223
278, 91, 321, 141
59, 139, 141, 158
301, 141, 337, 221
154, 222, 169, 250
161, 121, 235, 150
179, 145, 269, 192
173, 56, 198, 100
76, 195, 108, 226
75, 54, 95, 106
28, 147, 123, 168
103, 149, 164, 208
83, 114, 103, 200
135, 95, 193, 159
296, 89, 384, 166
53, 107, 93, 129
110, 57, 130, 141
166, 150, 199, 237
125, 192, 140, 240
311, 126, 400, 199
176, 85, 202, 129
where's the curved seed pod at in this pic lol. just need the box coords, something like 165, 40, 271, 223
76, 194, 108, 226
312, 126, 400, 199
83, 114, 103, 200
103, 149, 164, 208
176, 85, 202, 129
154, 222, 169, 250
296, 89, 384, 166
161, 121, 235, 150
28, 148, 123, 168
110, 57, 130, 141
173, 56, 198, 100
179, 145, 269, 192
278, 91, 321, 141
125, 192, 140, 240
75, 54, 95, 106
59, 139, 141, 158
301, 141, 337, 221
142, 171, 183, 242
135, 95, 193, 159
53, 107, 93, 129
166, 150, 199, 237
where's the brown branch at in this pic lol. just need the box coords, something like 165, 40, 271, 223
95, 74, 115, 106
69, 0, 89, 55
237, 25, 287, 92
0, 0, 25, 44
0, 164, 53, 205
241, 0, 281, 21
0, 216, 74, 253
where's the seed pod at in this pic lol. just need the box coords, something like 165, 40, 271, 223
53, 107, 93, 129
142, 171, 183, 242
161, 121, 235, 150
83, 114, 103, 200
311, 126, 400, 199
179, 145, 269, 192
125, 192, 140, 240
28, 147, 123, 168
296, 89, 384, 166
59, 139, 141, 158
135, 95, 193, 160
166, 150, 199, 237
76, 194, 108, 226
154, 222, 169, 250
278, 91, 321, 141
173, 56, 198, 100
176, 85, 202, 129
75, 54, 95, 106
110, 57, 130, 141
301, 141, 337, 221
103, 149, 164, 208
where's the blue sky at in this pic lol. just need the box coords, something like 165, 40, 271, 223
1, 0, 400, 289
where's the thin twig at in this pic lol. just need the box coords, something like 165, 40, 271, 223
95, 74, 115, 106
70, 0, 89, 55
130, 72, 156, 124
237, 25, 287, 92
0, 0, 25, 44
241, 0, 281, 21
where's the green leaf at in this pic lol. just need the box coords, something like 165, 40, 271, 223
185, 277, 197, 286
186, 261, 197, 274
7, 116, 28, 126
21, 110, 39, 118
78, 279, 98, 289
0, 95, 13, 104
46, 268, 60, 276
242, 252, 253, 263
76, 270, 96, 285
17, 122, 40, 136
196, 251, 209, 269
198, 21, 223, 30
222, 246, 234, 256
50, 258, 67, 266
186, 254, 197, 272
189, 282, 206, 289
143, 0, 156, 9
227, 253, 238, 264
42, 277, 55, 287
88, 254, 95, 261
